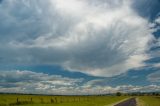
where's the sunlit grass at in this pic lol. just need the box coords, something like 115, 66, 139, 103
0, 94, 127, 106
138, 96, 160, 106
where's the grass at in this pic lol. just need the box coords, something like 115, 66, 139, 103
1, 94, 160, 106
0, 94, 128, 106
137, 96, 160, 106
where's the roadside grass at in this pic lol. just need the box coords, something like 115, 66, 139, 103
137, 96, 160, 106
136, 97, 146, 106
0, 94, 127, 106
105, 97, 132, 106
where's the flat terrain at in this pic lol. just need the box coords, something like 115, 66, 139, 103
0, 94, 160, 106
0, 94, 127, 106
137, 96, 160, 106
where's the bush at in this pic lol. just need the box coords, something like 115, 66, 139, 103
116, 92, 122, 96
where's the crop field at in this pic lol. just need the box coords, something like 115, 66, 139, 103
0, 94, 127, 106
137, 96, 160, 106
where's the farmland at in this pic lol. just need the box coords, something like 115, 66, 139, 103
0, 94, 128, 106
137, 96, 160, 106
0, 94, 160, 106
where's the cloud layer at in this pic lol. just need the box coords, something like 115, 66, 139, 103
0, 70, 83, 94
148, 71, 160, 83
0, 0, 155, 77
0, 70, 159, 95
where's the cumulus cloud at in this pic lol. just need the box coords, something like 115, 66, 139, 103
0, 0, 155, 77
81, 80, 160, 94
0, 70, 159, 94
155, 16, 160, 24
147, 71, 160, 82
0, 70, 83, 94
115, 85, 160, 93
151, 15, 160, 32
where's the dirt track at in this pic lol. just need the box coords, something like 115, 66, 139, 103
114, 98, 136, 106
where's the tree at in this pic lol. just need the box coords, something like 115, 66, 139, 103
116, 92, 122, 96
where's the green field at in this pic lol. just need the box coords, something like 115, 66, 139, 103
137, 96, 160, 106
1, 94, 160, 106
0, 94, 128, 106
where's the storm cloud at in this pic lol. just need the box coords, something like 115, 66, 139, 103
0, 0, 156, 77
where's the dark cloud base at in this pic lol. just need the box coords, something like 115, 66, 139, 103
0, 0, 160, 94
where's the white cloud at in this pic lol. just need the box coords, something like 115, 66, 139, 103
0, 70, 160, 94
0, 0, 155, 77
154, 63, 160, 68
0, 70, 83, 94
147, 71, 160, 82
155, 16, 160, 24
150, 16, 160, 32
79, 84, 160, 94
115, 85, 160, 93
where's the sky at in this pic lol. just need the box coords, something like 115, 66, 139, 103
0, 0, 160, 95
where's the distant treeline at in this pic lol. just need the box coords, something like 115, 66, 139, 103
0, 92, 160, 96
114, 92, 160, 96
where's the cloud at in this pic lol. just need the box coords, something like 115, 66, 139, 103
151, 15, 160, 32
154, 63, 160, 68
80, 84, 160, 94
0, 70, 159, 94
81, 80, 160, 94
155, 16, 160, 24
116, 85, 160, 93
147, 71, 160, 82
0, 0, 155, 77
0, 70, 83, 94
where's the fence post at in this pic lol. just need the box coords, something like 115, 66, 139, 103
40, 98, 43, 104
17, 98, 19, 103
31, 98, 32, 102
51, 98, 54, 103
55, 97, 57, 103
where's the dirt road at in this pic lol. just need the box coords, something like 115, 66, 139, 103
114, 98, 136, 106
